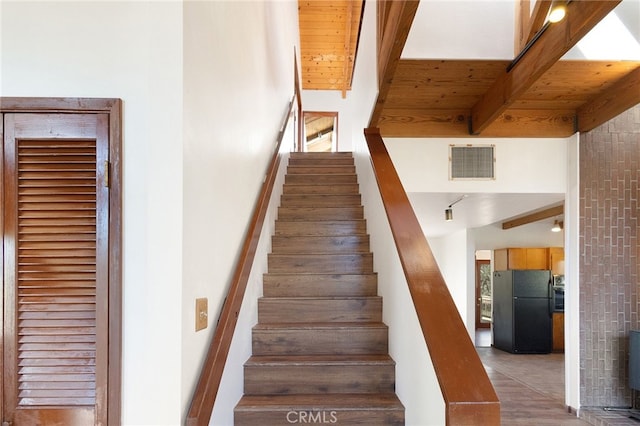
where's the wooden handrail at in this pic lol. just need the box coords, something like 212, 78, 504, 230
364, 127, 500, 425
186, 98, 295, 426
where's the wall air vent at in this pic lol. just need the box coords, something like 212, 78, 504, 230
449, 144, 495, 180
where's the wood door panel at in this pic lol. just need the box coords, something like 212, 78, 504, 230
14, 406, 94, 425
3, 113, 108, 425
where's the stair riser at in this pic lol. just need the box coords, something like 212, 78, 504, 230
287, 166, 356, 174
244, 364, 395, 395
278, 206, 364, 221
235, 410, 404, 426
290, 152, 353, 158
268, 254, 373, 274
252, 328, 388, 355
263, 274, 378, 297
285, 174, 357, 185
274, 220, 367, 236
271, 236, 369, 254
280, 194, 361, 207
288, 158, 355, 167
258, 297, 382, 323
283, 184, 359, 194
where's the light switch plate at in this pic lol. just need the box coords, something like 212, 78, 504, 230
195, 297, 208, 332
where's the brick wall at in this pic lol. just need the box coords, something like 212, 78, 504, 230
580, 104, 640, 407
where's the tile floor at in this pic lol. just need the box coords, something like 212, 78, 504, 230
475, 329, 640, 425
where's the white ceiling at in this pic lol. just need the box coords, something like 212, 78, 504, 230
403, 0, 640, 61
408, 192, 565, 238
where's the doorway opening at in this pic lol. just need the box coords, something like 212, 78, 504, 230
302, 111, 338, 152
476, 258, 492, 330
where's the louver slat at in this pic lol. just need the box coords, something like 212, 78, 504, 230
16, 139, 97, 407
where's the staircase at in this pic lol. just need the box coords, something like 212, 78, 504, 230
234, 152, 404, 426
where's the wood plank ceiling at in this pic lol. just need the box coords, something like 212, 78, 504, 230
298, 0, 365, 97
298, 0, 640, 138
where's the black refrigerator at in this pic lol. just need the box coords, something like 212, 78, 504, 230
493, 270, 553, 354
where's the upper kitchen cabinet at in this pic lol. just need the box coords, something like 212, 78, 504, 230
548, 247, 565, 275
494, 248, 549, 270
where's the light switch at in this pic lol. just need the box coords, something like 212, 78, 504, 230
195, 298, 208, 332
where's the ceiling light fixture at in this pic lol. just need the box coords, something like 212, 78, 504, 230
445, 195, 467, 222
551, 220, 563, 232
548, 4, 567, 23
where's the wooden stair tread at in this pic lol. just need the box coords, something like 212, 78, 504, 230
267, 253, 374, 274
280, 194, 362, 206
275, 220, 368, 236
285, 174, 357, 183
259, 296, 381, 301
236, 393, 403, 410
287, 166, 356, 174
263, 273, 378, 297
258, 296, 382, 323
289, 152, 353, 157
263, 272, 377, 278
271, 235, 370, 253
254, 322, 387, 330
245, 354, 394, 365
277, 206, 364, 221
282, 184, 360, 194
277, 206, 363, 214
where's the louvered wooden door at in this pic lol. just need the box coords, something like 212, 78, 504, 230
2, 113, 109, 425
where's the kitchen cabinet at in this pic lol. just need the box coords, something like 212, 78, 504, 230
549, 247, 565, 275
494, 248, 549, 270
553, 312, 565, 352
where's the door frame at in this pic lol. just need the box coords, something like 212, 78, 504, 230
1, 97, 122, 424
302, 111, 339, 152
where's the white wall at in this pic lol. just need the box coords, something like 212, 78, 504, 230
2, 0, 300, 424
356, 173, 446, 425
384, 137, 567, 193
208, 150, 289, 426
1, 2, 184, 424
182, 1, 299, 424
429, 230, 473, 334
346, 2, 447, 424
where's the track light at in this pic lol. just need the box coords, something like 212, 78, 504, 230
551, 220, 563, 232
444, 195, 467, 222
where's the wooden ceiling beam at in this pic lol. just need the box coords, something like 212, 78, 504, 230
577, 66, 640, 132
524, 1, 552, 49
341, 0, 354, 99
515, 0, 552, 54
369, 0, 420, 127
514, 0, 528, 54
470, 1, 621, 135
502, 205, 564, 230
378, 108, 575, 138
